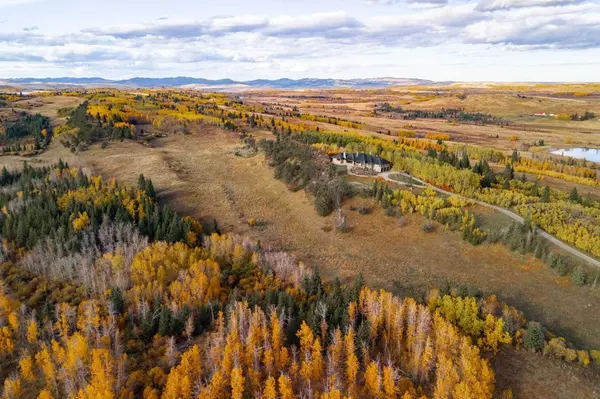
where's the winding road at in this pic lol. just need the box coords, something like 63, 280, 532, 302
362, 169, 600, 269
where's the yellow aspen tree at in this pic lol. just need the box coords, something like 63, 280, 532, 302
143, 387, 159, 399
433, 355, 458, 399
382, 366, 397, 398
478, 315, 511, 354
2, 376, 22, 398
418, 337, 434, 384
300, 355, 313, 383
344, 329, 358, 389
37, 390, 54, 399
179, 375, 192, 399
297, 321, 315, 357
346, 352, 359, 390
321, 388, 343, 399
263, 376, 277, 399
279, 346, 290, 369
55, 303, 74, 340
8, 311, 19, 333
270, 311, 282, 364
162, 369, 184, 399
19, 355, 35, 381
278, 374, 294, 399
201, 370, 225, 399
452, 382, 473, 399
26, 318, 39, 344
364, 360, 381, 397
35, 346, 56, 388
0, 326, 14, 354
231, 367, 245, 399
72, 211, 90, 232
263, 348, 275, 376
179, 345, 202, 382
79, 349, 114, 399
65, 332, 89, 377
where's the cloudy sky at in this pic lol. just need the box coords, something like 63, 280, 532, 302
1, 0, 599, 81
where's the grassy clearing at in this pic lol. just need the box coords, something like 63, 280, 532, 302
493, 347, 600, 399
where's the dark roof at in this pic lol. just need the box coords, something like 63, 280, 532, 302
334, 152, 390, 166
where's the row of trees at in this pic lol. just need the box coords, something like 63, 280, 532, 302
260, 135, 352, 216
56, 102, 134, 151
376, 104, 506, 126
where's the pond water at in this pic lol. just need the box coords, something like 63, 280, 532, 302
550, 147, 600, 162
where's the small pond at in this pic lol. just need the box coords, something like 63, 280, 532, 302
550, 147, 600, 162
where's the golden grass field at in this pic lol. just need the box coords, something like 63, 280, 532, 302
2, 89, 600, 398
245, 85, 600, 152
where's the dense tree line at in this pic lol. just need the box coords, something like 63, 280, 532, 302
0, 162, 193, 252
570, 112, 596, 121
57, 101, 134, 151
260, 135, 352, 216
2, 112, 50, 149
377, 104, 506, 125
427, 148, 471, 170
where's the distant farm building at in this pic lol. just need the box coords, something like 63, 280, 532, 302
332, 152, 391, 172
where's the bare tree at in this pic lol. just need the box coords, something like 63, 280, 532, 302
22, 218, 148, 296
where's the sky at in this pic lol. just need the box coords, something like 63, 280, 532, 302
0, 0, 599, 81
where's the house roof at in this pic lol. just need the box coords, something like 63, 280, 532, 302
334, 152, 390, 166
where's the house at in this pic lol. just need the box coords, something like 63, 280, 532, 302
332, 152, 391, 173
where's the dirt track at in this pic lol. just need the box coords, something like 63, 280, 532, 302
377, 171, 600, 269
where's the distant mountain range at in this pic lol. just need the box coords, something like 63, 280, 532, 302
0, 76, 435, 91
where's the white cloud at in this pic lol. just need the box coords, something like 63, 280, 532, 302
466, 3, 600, 48
476, 0, 582, 12
0, 1, 599, 80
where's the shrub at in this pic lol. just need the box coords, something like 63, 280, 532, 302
397, 130, 415, 138
422, 222, 435, 233
425, 133, 450, 141
571, 266, 586, 286
385, 207, 397, 217
557, 259, 571, 277
314, 188, 336, 216
523, 322, 544, 352
590, 350, 600, 364
247, 218, 257, 227
333, 209, 348, 233
577, 350, 590, 366
357, 205, 371, 215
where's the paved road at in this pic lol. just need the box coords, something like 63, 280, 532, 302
374, 171, 600, 269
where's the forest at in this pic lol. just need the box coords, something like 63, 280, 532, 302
2, 162, 596, 399
375, 104, 506, 126
56, 102, 134, 152
0, 113, 50, 153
